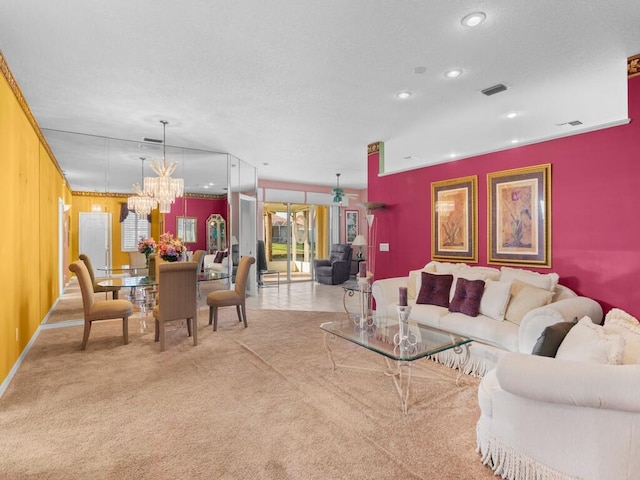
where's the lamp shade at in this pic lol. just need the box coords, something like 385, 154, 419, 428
351, 234, 366, 246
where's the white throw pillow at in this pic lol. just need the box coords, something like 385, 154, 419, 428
556, 317, 625, 364
430, 261, 465, 274
500, 266, 559, 292
504, 280, 554, 325
462, 265, 501, 281
479, 279, 512, 321
408, 268, 428, 300
604, 309, 640, 364
605, 308, 639, 326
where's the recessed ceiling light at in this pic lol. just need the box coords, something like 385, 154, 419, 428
449, 153, 457, 159
506, 112, 518, 119
396, 91, 413, 100
511, 139, 519, 144
461, 12, 486, 27
444, 69, 463, 79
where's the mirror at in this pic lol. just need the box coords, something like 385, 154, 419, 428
42, 129, 258, 285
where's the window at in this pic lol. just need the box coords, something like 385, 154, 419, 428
121, 211, 150, 251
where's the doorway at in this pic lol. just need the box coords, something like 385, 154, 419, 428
78, 212, 112, 270
263, 202, 330, 283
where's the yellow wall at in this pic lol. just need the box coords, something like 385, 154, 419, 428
1, 53, 70, 385
69, 193, 160, 267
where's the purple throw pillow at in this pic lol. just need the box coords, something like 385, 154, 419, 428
416, 272, 454, 307
449, 277, 486, 317
213, 251, 224, 263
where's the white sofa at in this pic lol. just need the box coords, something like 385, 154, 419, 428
371, 261, 603, 376
477, 308, 640, 480
203, 253, 230, 273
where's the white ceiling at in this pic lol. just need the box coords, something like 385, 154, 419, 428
1, 1, 639, 194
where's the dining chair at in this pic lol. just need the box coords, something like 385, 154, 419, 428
207, 256, 256, 331
128, 251, 147, 274
192, 249, 206, 298
69, 260, 134, 350
152, 261, 198, 352
192, 249, 206, 273
78, 253, 121, 299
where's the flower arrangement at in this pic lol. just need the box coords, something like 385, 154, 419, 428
157, 232, 185, 262
137, 237, 156, 264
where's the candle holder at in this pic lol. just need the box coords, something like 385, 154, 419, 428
356, 275, 371, 328
394, 305, 417, 352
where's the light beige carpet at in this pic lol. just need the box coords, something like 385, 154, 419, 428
2, 302, 495, 479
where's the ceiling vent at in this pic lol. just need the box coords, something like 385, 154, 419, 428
142, 137, 163, 143
556, 120, 583, 127
481, 84, 507, 96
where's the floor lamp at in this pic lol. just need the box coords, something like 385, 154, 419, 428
360, 202, 385, 279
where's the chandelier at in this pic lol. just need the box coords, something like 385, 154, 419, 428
143, 120, 184, 213
127, 157, 157, 216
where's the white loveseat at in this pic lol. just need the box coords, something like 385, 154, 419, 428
477, 309, 640, 480
371, 261, 603, 376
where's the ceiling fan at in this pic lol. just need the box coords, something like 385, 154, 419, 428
330, 173, 358, 204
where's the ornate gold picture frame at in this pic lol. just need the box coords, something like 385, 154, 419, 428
488, 164, 551, 267
431, 175, 477, 262
177, 216, 197, 244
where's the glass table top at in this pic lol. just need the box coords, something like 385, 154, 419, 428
98, 270, 229, 287
320, 315, 472, 362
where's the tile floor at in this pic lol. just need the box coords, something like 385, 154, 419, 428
247, 280, 358, 313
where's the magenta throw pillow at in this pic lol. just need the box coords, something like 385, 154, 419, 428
449, 277, 486, 317
416, 272, 454, 307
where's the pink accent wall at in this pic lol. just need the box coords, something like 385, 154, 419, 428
163, 197, 227, 252
368, 75, 640, 315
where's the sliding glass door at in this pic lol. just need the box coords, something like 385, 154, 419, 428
263, 202, 330, 283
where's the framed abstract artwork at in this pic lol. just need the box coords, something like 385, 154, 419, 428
488, 164, 551, 267
431, 175, 477, 262
345, 210, 359, 243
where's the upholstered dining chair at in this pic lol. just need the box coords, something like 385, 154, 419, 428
69, 260, 134, 350
78, 253, 121, 299
152, 261, 198, 352
192, 249, 206, 298
192, 250, 206, 272
207, 256, 256, 331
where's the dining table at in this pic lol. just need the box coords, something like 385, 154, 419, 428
98, 269, 231, 310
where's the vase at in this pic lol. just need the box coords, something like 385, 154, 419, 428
144, 251, 150, 267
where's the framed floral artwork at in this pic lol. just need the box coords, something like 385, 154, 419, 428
431, 175, 477, 262
345, 210, 359, 244
176, 216, 197, 244
488, 164, 551, 267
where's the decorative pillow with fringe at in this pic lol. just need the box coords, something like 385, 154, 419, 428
556, 317, 625, 364
604, 308, 640, 364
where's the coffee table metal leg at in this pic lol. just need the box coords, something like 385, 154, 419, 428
342, 289, 355, 317
451, 341, 471, 386
323, 332, 337, 371
384, 358, 412, 414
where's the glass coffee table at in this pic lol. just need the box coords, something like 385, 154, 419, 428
320, 315, 472, 414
